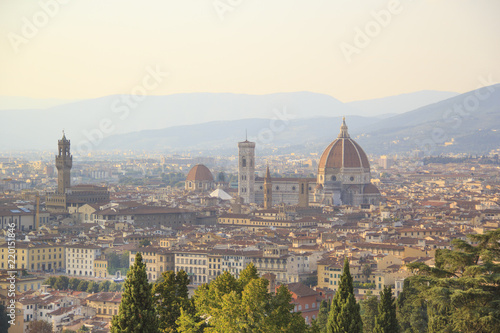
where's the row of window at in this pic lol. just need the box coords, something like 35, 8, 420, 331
70, 248, 94, 253
98, 307, 118, 315
176, 258, 207, 265
294, 301, 319, 312
0, 248, 63, 254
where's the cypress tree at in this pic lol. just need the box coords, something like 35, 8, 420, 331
153, 270, 192, 333
111, 252, 159, 333
374, 286, 399, 333
326, 258, 363, 333
360, 293, 379, 333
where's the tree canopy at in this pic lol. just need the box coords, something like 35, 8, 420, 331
111, 252, 159, 333
402, 228, 500, 333
327, 258, 363, 333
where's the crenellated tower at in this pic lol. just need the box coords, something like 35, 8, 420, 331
55, 131, 72, 194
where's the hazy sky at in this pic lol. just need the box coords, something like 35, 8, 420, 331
1, 0, 499, 102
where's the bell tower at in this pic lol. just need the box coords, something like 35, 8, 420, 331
56, 131, 72, 194
238, 136, 255, 204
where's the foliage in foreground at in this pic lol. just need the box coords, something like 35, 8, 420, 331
111, 252, 159, 333
400, 228, 500, 333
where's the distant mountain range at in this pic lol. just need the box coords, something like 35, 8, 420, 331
355, 84, 500, 155
0, 90, 460, 152
98, 116, 376, 154
346, 90, 459, 118
98, 85, 500, 156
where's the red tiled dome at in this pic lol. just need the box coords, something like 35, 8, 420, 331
318, 118, 370, 169
186, 164, 213, 181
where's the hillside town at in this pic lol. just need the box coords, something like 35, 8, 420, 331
1, 120, 499, 332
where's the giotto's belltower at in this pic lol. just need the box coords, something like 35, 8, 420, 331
238, 138, 255, 204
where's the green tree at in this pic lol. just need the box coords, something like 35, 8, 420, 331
362, 264, 372, 279
374, 286, 398, 333
99, 280, 112, 292
44, 276, 56, 288
176, 307, 204, 333
360, 293, 379, 333
139, 239, 151, 247
206, 289, 244, 332
406, 228, 500, 333
107, 251, 130, 276
54, 276, 70, 290
87, 281, 99, 293
153, 270, 193, 333
121, 251, 130, 268
194, 271, 241, 318
241, 278, 270, 332
111, 252, 158, 333
266, 284, 308, 332
327, 258, 363, 333
0, 304, 10, 333
77, 280, 89, 292
238, 262, 259, 290
396, 279, 428, 333
310, 299, 330, 332
194, 271, 307, 332
109, 282, 123, 292
69, 277, 80, 290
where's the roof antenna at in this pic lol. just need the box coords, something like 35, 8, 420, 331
245, 129, 247, 141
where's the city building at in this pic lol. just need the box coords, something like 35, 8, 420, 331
185, 164, 215, 192
314, 118, 382, 206
238, 119, 382, 207
46, 133, 110, 213
129, 247, 175, 281
65, 244, 102, 277
0, 242, 65, 272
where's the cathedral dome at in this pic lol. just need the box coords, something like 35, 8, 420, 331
186, 164, 213, 181
318, 118, 370, 169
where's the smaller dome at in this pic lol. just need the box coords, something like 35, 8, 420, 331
186, 164, 213, 182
